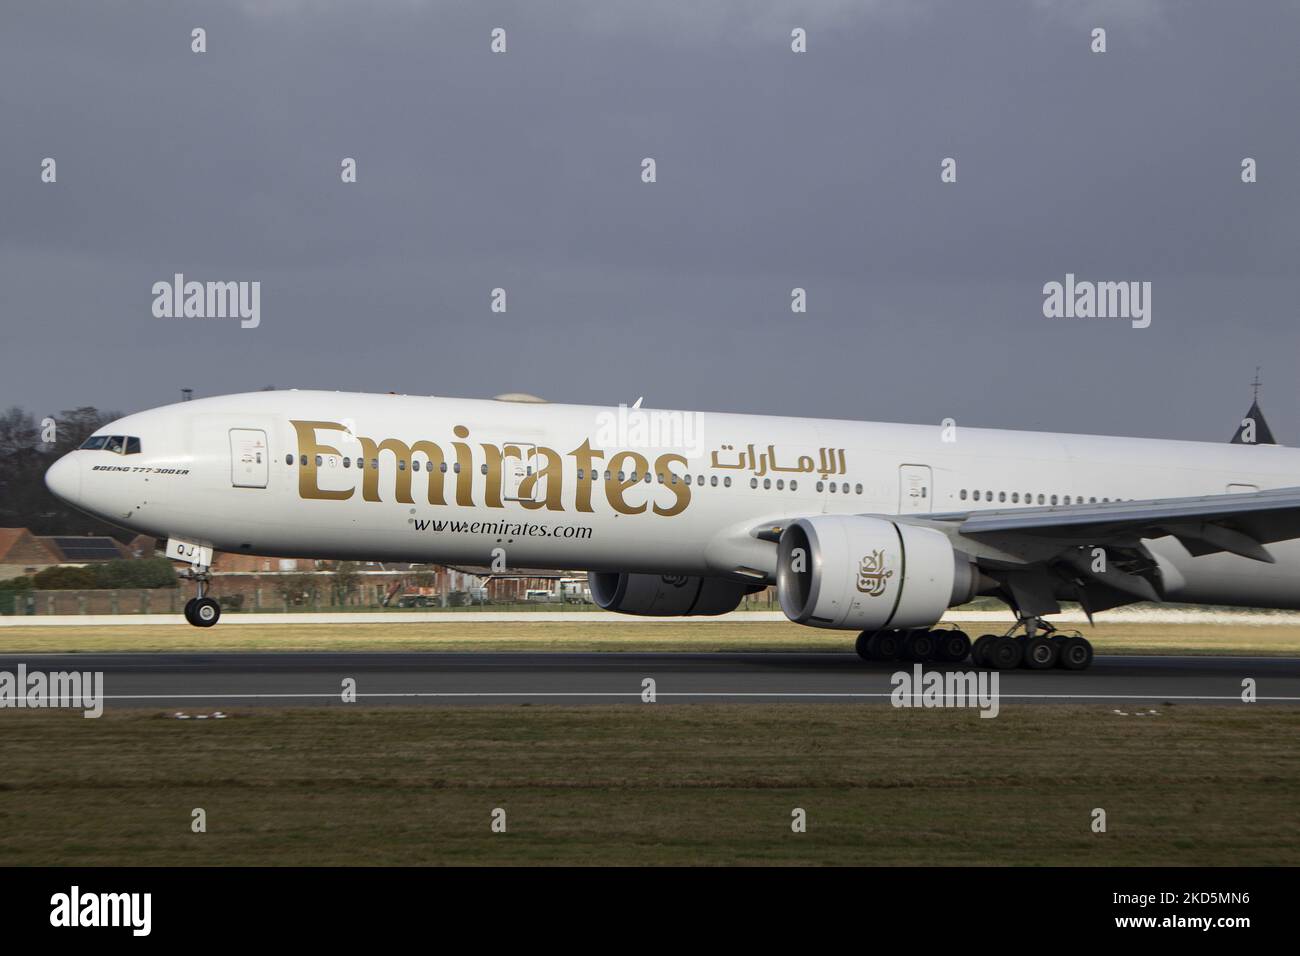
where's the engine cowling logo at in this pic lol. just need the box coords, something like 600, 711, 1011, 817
856, 550, 894, 597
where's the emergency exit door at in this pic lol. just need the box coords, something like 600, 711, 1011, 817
230, 428, 269, 488
502, 443, 539, 501
898, 464, 932, 514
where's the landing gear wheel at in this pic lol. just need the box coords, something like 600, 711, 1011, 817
183, 598, 198, 625
904, 630, 936, 662
971, 634, 998, 668
191, 597, 221, 628
988, 636, 1024, 670
935, 630, 971, 663
1058, 636, 1094, 671
1022, 636, 1059, 670
873, 630, 903, 661
855, 631, 877, 661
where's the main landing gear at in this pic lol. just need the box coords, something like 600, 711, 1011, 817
855, 618, 1094, 671
181, 567, 221, 628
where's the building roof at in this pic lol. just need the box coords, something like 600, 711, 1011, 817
36, 535, 130, 563
0, 528, 63, 567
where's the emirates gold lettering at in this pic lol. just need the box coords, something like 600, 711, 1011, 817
291, 420, 693, 516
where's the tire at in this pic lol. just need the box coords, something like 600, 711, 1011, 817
1058, 636, 1094, 670
936, 630, 971, 663
192, 597, 221, 628
905, 630, 936, 662
988, 636, 1024, 670
1022, 636, 1059, 670
971, 634, 997, 668
183, 598, 197, 625
855, 631, 877, 661
874, 630, 902, 661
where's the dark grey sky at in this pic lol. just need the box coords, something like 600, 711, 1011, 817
3, 0, 1298, 442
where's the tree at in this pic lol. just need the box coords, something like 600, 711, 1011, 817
93, 558, 178, 589
330, 561, 361, 605
278, 573, 320, 607
0, 404, 127, 537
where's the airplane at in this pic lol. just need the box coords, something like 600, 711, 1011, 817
41, 389, 1300, 671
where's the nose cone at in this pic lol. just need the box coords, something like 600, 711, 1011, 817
45, 453, 82, 505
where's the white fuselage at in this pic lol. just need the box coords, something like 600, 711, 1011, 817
44, 390, 1300, 610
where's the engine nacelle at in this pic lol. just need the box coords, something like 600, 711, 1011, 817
776, 515, 977, 631
589, 572, 752, 616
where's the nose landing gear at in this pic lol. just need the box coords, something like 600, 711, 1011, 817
181, 568, 221, 628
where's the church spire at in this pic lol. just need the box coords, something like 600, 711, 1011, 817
1230, 367, 1277, 445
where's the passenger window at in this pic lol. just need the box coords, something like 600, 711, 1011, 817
1050, 495, 1058, 505
1037, 494, 1045, 504
711, 475, 718, 487
750, 478, 758, 489
300, 455, 308, 466
286, 454, 294, 466
763, 478, 771, 490
577, 468, 584, 480
440, 462, 448, 473
999, 492, 1006, 502
960, 489, 968, 501
855, 484, 862, 494
343, 457, 351, 468
973, 490, 981, 501
315, 455, 323, 467
776, 479, 784, 490
791, 480, 798, 491
399, 460, 407, 471
724, 477, 731, 488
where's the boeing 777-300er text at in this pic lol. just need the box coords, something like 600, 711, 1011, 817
42, 390, 1300, 670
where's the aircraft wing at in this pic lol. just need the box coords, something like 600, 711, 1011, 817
929, 485, 1300, 563
752, 486, 1300, 617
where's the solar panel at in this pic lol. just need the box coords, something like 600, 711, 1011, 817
50, 537, 123, 561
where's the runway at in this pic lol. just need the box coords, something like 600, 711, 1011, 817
2, 651, 1298, 708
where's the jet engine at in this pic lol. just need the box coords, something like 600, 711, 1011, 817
776, 515, 978, 630
589, 572, 752, 616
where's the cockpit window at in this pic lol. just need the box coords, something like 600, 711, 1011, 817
79, 435, 141, 455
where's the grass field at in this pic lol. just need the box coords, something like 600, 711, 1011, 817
1, 704, 1295, 866
2, 620, 1300, 655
